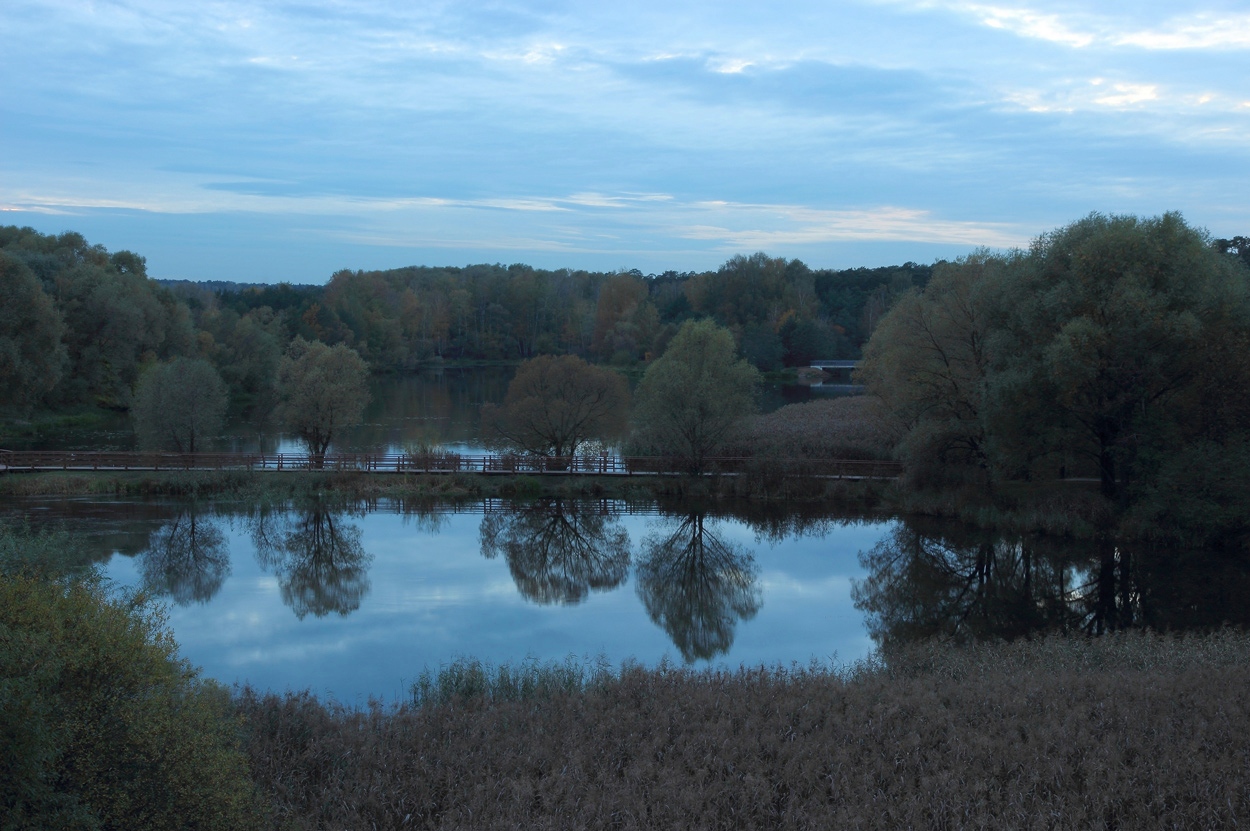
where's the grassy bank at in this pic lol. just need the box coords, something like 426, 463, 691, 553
239, 634, 1250, 829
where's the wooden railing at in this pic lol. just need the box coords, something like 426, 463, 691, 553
0, 449, 902, 479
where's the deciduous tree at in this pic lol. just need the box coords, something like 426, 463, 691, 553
479, 500, 630, 605
859, 212, 1250, 515
991, 212, 1250, 500
630, 319, 760, 473
0, 251, 65, 413
131, 357, 228, 453
139, 507, 230, 604
857, 252, 1004, 487
482, 355, 629, 468
276, 337, 370, 461
634, 513, 761, 662
250, 502, 372, 618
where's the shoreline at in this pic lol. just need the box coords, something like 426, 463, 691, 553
0, 466, 1174, 542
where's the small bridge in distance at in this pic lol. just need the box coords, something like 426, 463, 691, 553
805, 360, 863, 394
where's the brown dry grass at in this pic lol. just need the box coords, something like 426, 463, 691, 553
237, 633, 1250, 829
728, 396, 903, 461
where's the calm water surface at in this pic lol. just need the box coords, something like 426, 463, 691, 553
6, 496, 1250, 702
4, 497, 885, 702
10, 367, 1247, 699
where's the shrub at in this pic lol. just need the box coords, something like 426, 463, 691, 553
0, 569, 262, 830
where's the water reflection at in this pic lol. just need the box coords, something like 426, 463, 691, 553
853, 518, 1250, 649
250, 502, 373, 618
139, 506, 230, 604
10, 492, 1250, 688
479, 499, 630, 605
635, 513, 762, 662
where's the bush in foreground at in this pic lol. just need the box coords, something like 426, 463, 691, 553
240, 634, 1250, 829
0, 568, 262, 830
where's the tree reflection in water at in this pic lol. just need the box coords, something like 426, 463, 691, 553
853, 518, 1250, 649
635, 513, 761, 662
479, 499, 630, 605
139, 506, 230, 604
250, 502, 372, 619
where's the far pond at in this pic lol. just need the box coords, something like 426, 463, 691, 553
7, 366, 850, 453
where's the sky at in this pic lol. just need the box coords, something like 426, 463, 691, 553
3, 0, 1248, 283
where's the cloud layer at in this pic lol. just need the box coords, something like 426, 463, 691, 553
2, 0, 1246, 279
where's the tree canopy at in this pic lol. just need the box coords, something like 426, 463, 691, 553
483, 355, 629, 466
131, 357, 228, 453
630, 319, 760, 473
860, 212, 1250, 528
0, 251, 65, 414
276, 337, 371, 459
1, 224, 937, 433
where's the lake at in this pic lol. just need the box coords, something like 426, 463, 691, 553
6, 367, 1248, 701
4, 496, 883, 702
5, 494, 1248, 703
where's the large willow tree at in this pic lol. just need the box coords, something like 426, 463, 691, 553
861, 212, 1250, 528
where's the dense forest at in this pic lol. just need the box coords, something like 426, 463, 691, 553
201, 254, 931, 369
0, 225, 931, 420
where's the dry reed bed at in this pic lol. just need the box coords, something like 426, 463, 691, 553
726, 396, 903, 461
238, 634, 1250, 829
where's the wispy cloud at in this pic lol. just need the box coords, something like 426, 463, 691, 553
674, 204, 1025, 248
899, 1, 1250, 51
1114, 15, 1250, 50
3, 184, 1026, 250
962, 3, 1096, 48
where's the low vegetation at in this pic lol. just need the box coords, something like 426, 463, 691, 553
727, 395, 902, 461
239, 635, 1250, 829
0, 561, 262, 829
6, 522, 1250, 828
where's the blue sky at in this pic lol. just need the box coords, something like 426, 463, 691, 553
3, 0, 1248, 282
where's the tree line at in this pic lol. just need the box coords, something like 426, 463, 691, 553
203, 254, 930, 371
0, 224, 929, 456
6, 216, 1250, 538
